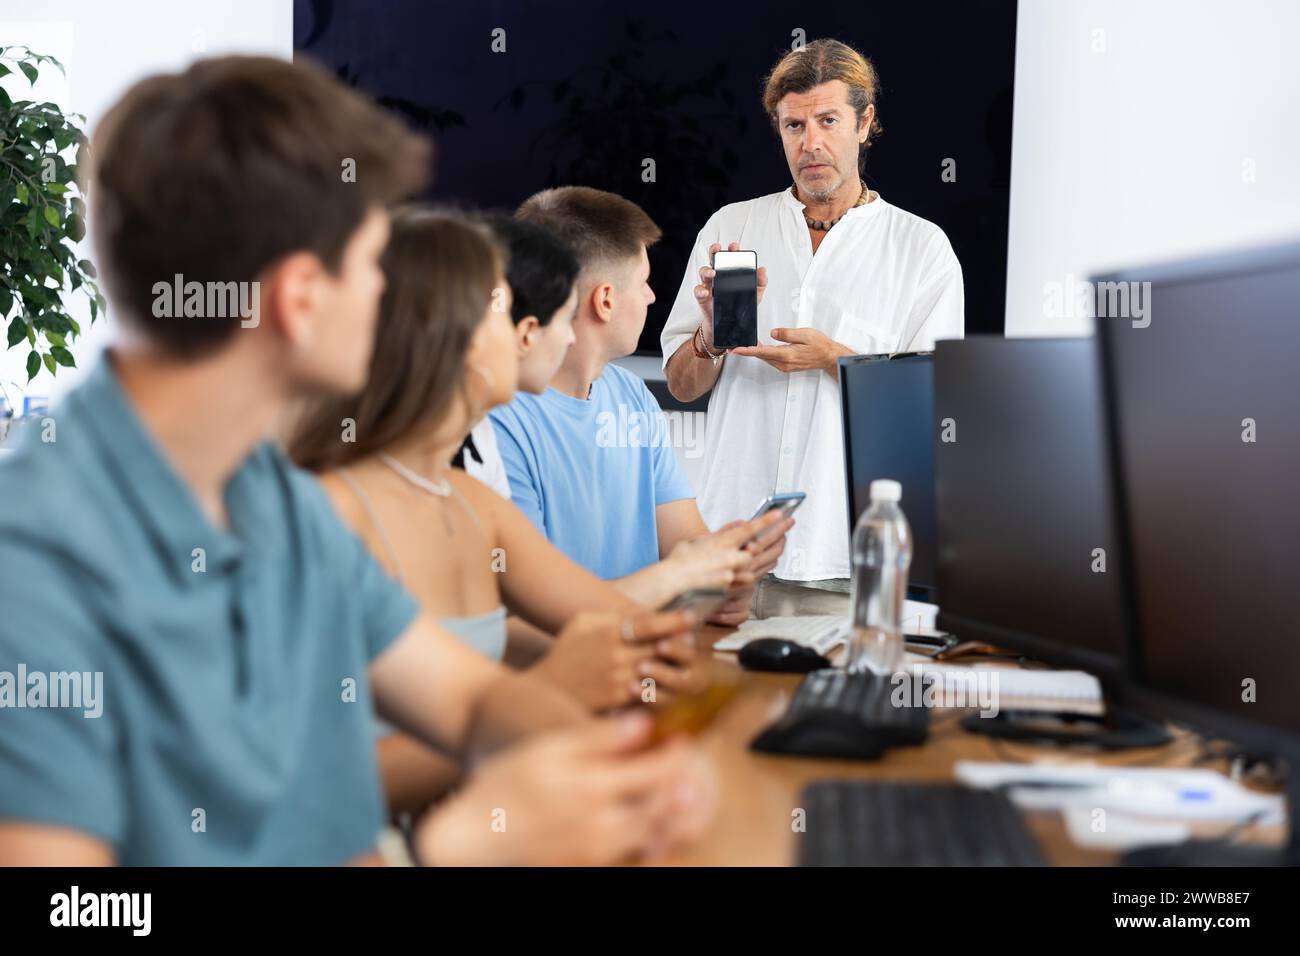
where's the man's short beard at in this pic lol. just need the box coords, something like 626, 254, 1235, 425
803, 166, 860, 204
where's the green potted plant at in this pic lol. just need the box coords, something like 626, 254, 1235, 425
1, 44, 103, 409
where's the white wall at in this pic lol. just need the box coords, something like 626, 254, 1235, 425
1006, 0, 1300, 336
0, 0, 292, 414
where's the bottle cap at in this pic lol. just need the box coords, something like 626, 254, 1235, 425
869, 479, 902, 502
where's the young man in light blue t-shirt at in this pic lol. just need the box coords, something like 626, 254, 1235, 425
491, 188, 792, 626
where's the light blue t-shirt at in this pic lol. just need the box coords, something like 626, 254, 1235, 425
0, 357, 419, 865
490, 363, 695, 579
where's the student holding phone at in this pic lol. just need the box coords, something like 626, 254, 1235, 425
491, 187, 794, 627
459, 213, 763, 615
662, 39, 964, 614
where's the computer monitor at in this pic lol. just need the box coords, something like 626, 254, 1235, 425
839, 353, 936, 601
1095, 240, 1300, 759
933, 337, 1127, 677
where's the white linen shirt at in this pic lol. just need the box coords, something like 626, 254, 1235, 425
660, 189, 964, 580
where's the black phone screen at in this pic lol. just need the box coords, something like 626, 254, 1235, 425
712, 258, 757, 349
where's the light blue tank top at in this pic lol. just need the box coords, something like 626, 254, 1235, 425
335, 468, 510, 737
441, 605, 508, 661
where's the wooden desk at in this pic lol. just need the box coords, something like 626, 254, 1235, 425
656, 625, 1273, 866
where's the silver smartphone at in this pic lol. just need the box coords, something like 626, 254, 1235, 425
749, 491, 806, 522
746, 492, 805, 546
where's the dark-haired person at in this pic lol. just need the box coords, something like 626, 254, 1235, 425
288, 209, 758, 814
662, 39, 964, 615
491, 187, 793, 627
458, 212, 583, 500
464, 212, 765, 613
0, 56, 714, 867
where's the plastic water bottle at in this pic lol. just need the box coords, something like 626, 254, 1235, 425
848, 479, 912, 675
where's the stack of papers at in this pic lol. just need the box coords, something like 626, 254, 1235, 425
910, 663, 1104, 715
955, 761, 1286, 849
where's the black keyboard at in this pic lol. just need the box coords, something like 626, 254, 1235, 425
798, 781, 1046, 866
751, 668, 929, 760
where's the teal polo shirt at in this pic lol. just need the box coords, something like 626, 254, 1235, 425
0, 357, 419, 865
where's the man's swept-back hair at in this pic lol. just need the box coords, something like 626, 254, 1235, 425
515, 186, 661, 276
761, 39, 884, 170
91, 54, 432, 356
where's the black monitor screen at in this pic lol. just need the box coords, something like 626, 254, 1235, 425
934, 337, 1126, 675
1097, 243, 1300, 740
840, 354, 936, 600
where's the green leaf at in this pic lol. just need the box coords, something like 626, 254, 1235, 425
41, 312, 71, 335
45, 330, 65, 348
25, 349, 40, 382
0, 286, 11, 317
25, 322, 36, 346
7, 316, 26, 349
15, 182, 29, 205
78, 258, 96, 278
0, 64, 10, 79
50, 344, 74, 368
66, 213, 84, 241
19, 61, 38, 85
43, 205, 59, 227
42, 352, 56, 376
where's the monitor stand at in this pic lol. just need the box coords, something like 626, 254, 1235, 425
960, 706, 1173, 750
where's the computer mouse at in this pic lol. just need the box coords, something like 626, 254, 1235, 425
739, 638, 831, 673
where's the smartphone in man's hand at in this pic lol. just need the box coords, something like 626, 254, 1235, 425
745, 492, 805, 548
711, 250, 759, 349
749, 491, 806, 523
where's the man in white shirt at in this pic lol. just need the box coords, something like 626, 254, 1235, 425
662, 38, 964, 613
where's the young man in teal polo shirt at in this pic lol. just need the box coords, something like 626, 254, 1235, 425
0, 56, 713, 866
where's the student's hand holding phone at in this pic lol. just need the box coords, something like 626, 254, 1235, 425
415, 710, 717, 866
694, 241, 769, 351
664, 529, 750, 592
704, 511, 794, 626
739, 509, 793, 581
531, 610, 701, 712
